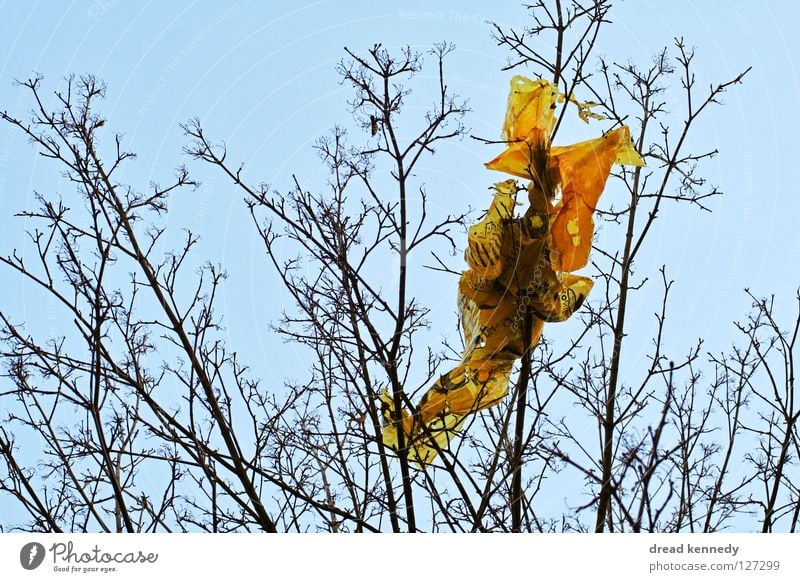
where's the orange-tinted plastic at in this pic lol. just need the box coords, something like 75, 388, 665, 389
381, 77, 644, 468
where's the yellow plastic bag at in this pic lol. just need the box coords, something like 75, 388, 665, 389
380, 77, 644, 468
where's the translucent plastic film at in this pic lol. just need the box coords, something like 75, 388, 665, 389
381, 77, 643, 468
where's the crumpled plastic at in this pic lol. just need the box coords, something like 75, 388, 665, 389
381, 76, 644, 467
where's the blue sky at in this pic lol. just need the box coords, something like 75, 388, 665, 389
1, 0, 798, 447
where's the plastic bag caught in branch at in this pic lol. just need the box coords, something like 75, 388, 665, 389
380, 77, 643, 468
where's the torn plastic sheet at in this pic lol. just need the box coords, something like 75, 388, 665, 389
381, 77, 644, 467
